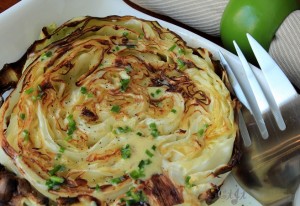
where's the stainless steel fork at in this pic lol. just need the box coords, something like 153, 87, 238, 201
219, 34, 300, 206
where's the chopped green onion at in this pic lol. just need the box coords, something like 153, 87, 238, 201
111, 105, 121, 113
80, 87, 88, 94
80, 87, 93, 97
138, 159, 152, 170
138, 34, 144, 39
115, 46, 120, 51
178, 48, 185, 55
20, 113, 26, 120
168, 44, 176, 51
149, 122, 159, 138
48, 165, 65, 176
136, 132, 143, 137
110, 177, 123, 184
31, 96, 37, 101
120, 78, 130, 92
177, 59, 185, 70
65, 136, 72, 141
149, 122, 157, 130
95, 184, 100, 192
41, 51, 52, 61
125, 66, 132, 73
125, 188, 147, 203
198, 124, 209, 137
50, 176, 64, 184
66, 114, 76, 136
155, 89, 161, 95
46, 175, 64, 190
198, 129, 205, 136
185, 175, 195, 188
145, 149, 154, 158
151, 145, 156, 151
22, 130, 29, 141
171, 109, 177, 113
114, 126, 132, 134
55, 153, 62, 160
25, 88, 34, 94
87, 93, 94, 98
121, 144, 131, 159
59, 146, 65, 153
129, 169, 145, 180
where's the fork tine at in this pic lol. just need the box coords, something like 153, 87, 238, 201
218, 51, 251, 111
238, 110, 252, 147
218, 51, 252, 146
246, 33, 292, 130
246, 33, 297, 101
232, 41, 269, 139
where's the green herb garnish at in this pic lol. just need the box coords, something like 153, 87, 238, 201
111, 105, 121, 113
95, 184, 100, 192
110, 177, 123, 185
122, 32, 129, 37
120, 78, 130, 92
125, 188, 147, 204
48, 165, 65, 176
66, 114, 76, 136
46, 176, 64, 190
155, 89, 161, 95
22, 130, 29, 141
125, 66, 132, 73
145, 149, 154, 158
20, 113, 26, 120
80, 87, 93, 97
149, 122, 159, 138
178, 48, 185, 55
121, 144, 131, 159
138, 159, 152, 170
177, 59, 185, 70
41, 51, 52, 61
114, 126, 132, 134
138, 34, 144, 39
171, 109, 177, 113
25, 88, 34, 94
129, 169, 145, 180
59, 146, 65, 153
185, 175, 195, 188
151, 145, 156, 151
168, 44, 176, 51
80, 87, 88, 94
197, 124, 209, 137
65, 136, 72, 141
136, 132, 143, 137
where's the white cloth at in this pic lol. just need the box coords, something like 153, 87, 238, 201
129, 0, 228, 36
129, 0, 300, 89
269, 11, 300, 89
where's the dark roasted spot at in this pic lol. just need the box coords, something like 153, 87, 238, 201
81, 108, 98, 122
143, 174, 183, 206
83, 44, 93, 49
115, 58, 124, 67
199, 184, 220, 205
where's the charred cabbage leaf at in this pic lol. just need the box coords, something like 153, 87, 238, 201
0, 16, 238, 205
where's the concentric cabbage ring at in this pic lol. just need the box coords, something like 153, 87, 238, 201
0, 16, 238, 205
